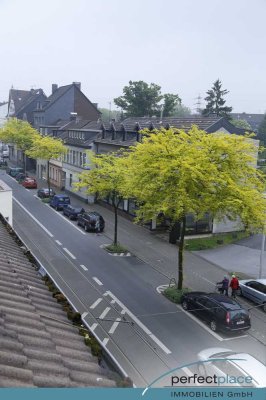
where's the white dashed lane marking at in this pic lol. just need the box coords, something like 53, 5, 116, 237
92, 277, 103, 286
63, 247, 76, 259
99, 307, 111, 320
90, 298, 103, 309
108, 318, 121, 334
80, 264, 88, 271
55, 240, 62, 246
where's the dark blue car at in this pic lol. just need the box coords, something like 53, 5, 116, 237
63, 205, 85, 220
50, 194, 71, 211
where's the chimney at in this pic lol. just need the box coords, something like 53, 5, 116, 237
73, 82, 81, 90
70, 112, 78, 121
52, 84, 58, 94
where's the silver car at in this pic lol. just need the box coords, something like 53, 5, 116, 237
238, 279, 266, 312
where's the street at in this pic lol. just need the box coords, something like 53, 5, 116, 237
1, 170, 266, 388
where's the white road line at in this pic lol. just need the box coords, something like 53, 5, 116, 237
111, 299, 116, 304
90, 323, 98, 332
109, 318, 121, 334
55, 240, 62, 246
13, 197, 54, 238
34, 195, 40, 200
92, 277, 103, 286
177, 305, 223, 341
222, 335, 248, 340
105, 291, 171, 354
82, 312, 88, 319
46, 204, 86, 235
99, 307, 111, 320
121, 309, 126, 315
80, 264, 88, 271
102, 338, 109, 346
63, 247, 76, 259
90, 298, 103, 309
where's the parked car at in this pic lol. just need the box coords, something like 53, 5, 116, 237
21, 177, 37, 189
238, 279, 266, 312
181, 292, 251, 332
63, 205, 85, 220
6, 167, 24, 177
16, 172, 28, 183
37, 188, 56, 199
198, 347, 266, 388
50, 194, 71, 211
77, 211, 105, 232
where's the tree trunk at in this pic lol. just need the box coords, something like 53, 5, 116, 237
47, 160, 50, 197
177, 216, 186, 290
23, 151, 27, 174
114, 206, 118, 245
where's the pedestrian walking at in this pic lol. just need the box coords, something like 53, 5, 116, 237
230, 274, 239, 299
95, 218, 101, 235
217, 275, 229, 296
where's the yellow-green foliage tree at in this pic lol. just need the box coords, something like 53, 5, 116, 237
0, 118, 39, 172
26, 135, 66, 195
125, 126, 266, 289
75, 151, 127, 246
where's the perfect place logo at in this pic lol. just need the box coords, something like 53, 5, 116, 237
142, 358, 250, 396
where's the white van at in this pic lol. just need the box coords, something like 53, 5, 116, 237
2, 144, 9, 158
198, 347, 266, 388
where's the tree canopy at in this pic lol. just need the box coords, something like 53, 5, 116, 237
75, 151, 128, 245
202, 79, 232, 118
26, 135, 66, 192
0, 118, 40, 171
231, 119, 252, 130
124, 126, 265, 289
114, 80, 181, 117
257, 113, 266, 144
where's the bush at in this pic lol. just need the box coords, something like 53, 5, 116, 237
185, 231, 250, 251
105, 243, 128, 253
42, 198, 50, 203
163, 286, 190, 304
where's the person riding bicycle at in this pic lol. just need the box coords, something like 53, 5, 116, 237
217, 275, 229, 296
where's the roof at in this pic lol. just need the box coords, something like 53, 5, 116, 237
94, 116, 249, 147
0, 218, 116, 388
37, 85, 73, 112
15, 89, 46, 115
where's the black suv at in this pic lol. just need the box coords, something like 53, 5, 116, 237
181, 292, 251, 332
77, 211, 105, 232
63, 205, 85, 220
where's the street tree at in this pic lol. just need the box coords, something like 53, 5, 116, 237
26, 135, 66, 195
124, 126, 266, 290
202, 79, 232, 118
75, 151, 127, 247
0, 118, 39, 172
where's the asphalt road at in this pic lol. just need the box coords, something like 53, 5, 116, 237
1, 171, 266, 388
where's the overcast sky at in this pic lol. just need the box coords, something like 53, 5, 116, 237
0, 0, 265, 113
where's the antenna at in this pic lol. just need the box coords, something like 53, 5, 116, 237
194, 94, 202, 114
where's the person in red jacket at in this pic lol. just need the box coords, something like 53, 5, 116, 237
230, 274, 239, 299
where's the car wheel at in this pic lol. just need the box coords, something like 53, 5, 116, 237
237, 288, 242, 296
262, 303, 266, 313
85, 225, 89, 232
181, 300, 189, 311
77, 221, 81, 226
210, 321, 217, 332
56, 206, 59, 211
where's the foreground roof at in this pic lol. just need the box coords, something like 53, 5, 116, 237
0, 219, 116, 388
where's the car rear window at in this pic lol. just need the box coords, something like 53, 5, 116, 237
230, 310, 249, 320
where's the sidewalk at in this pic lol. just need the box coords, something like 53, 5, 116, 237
13, 162, 265, 288
31, 173, 264, 288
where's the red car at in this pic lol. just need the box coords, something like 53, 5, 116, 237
21, 177, 37, 189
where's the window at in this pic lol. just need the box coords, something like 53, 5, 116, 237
73, 151, 76, 165
79, 152, 82, 166
70, 174, 72, 187
83, 153, 86, 167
